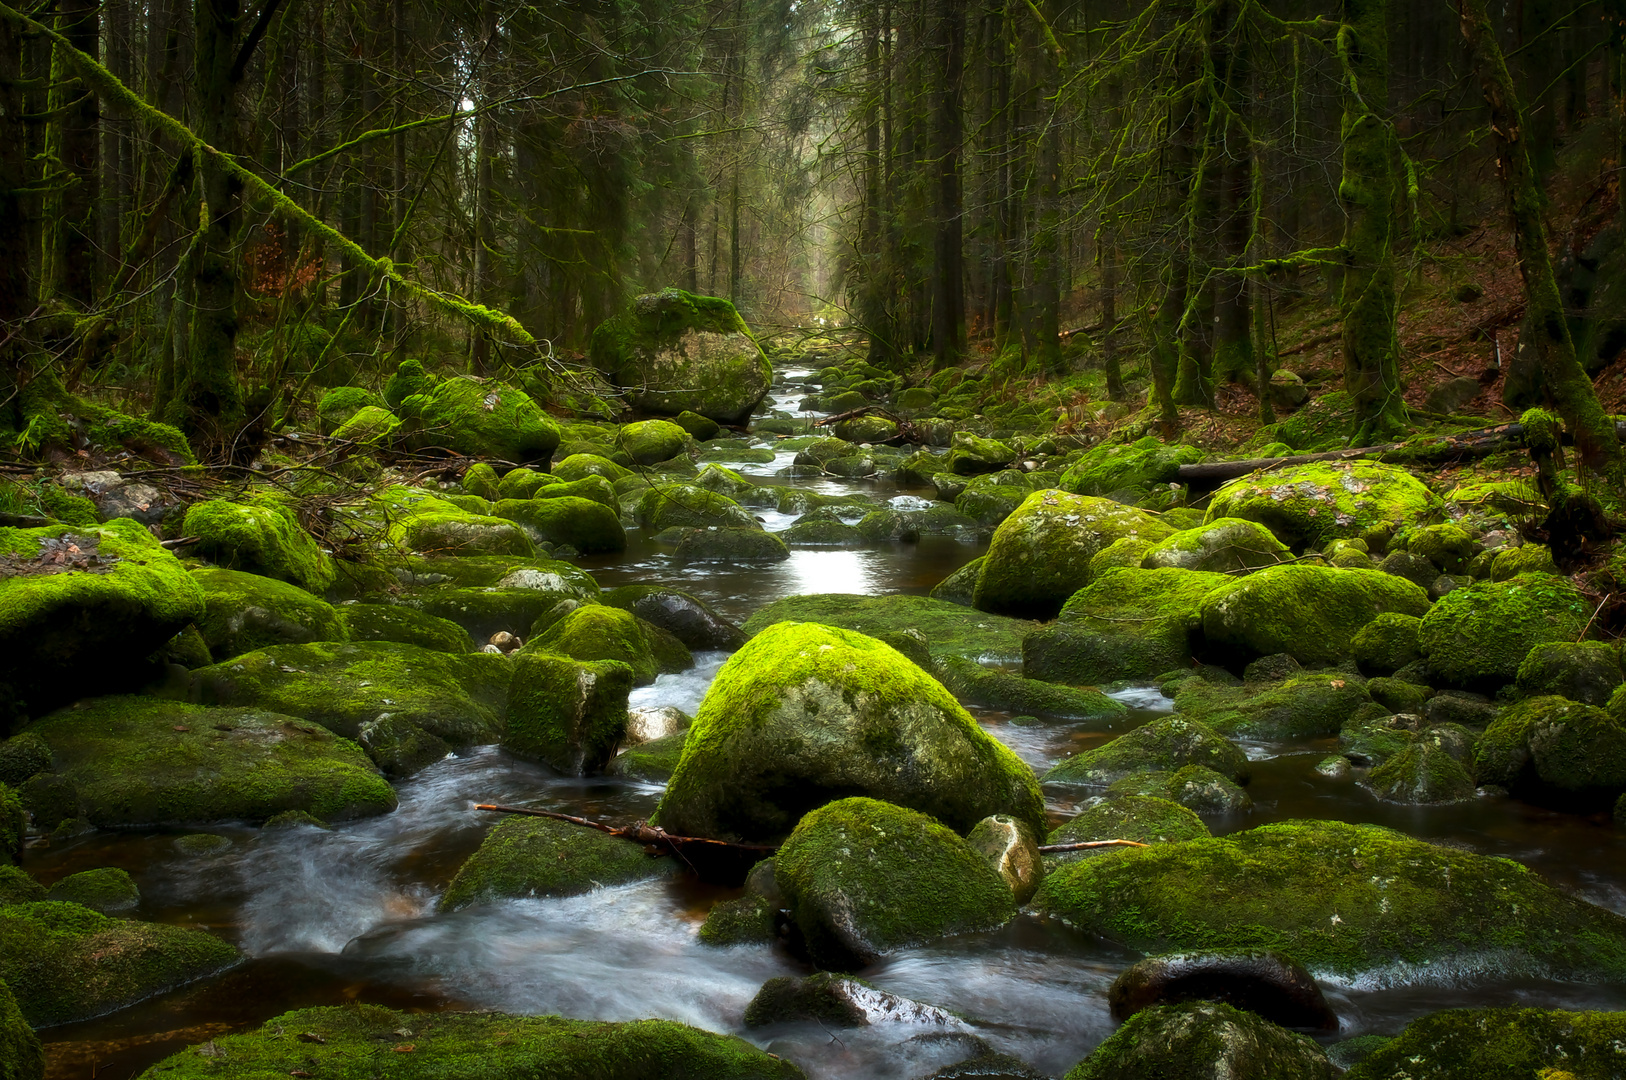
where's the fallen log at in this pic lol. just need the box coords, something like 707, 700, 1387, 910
1035, 839, 1150, 853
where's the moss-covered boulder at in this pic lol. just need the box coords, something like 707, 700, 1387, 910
590, 289, 771, 424
495, 467, 558, 501
1063, 1000, 1335, 1080
183, 499, 335, 593
315, 386, 383, 435
1141, 519, 1290, 575
530, 474, 618, 512
0, 520, 205, 719
439, 815, 671, 911
521, 605, 678, 686
1351, 612, 1424, 673
1514, 641, 1623, 706
1048, 796, 1210, 862
0, 901, 238, 1027
1024, 568, 1228, 687
0, 868, 41, 907
0, 975, 42, 1080
1171, 672, 1373, 740
504, 653, 635, 773
193, 640, 508, 746
742, 593, 1034, 661
191, 567, 347, 662
1420, 574, 1594, 690
1476, 695, 1626, 810
336, 602, 472, 653
617, 419, 692, 465
1199, 564, 1430, 667
20, 697, 395, 826
493, 496, 626, 554
1034, 819, 1626, 983
553, 452, 632, 483
636, 484, 758, 532
973, 491, 1176, 619
1059, 437, 1206, 498
1106, 765, 1254, 813
330, 404, 400, 447
1343, 1007, 1626, 1080
395, 374, 560, 464
1043, 716, 1250, 788
1202, 462, 1441, 550
45, 867, 139, 914
355, 714, 450, 779
774, 797, 1017, 969
392, 507, 536, 558
652, 623, 1045, 843
1492, 543, 1560, 581
672, 527, 790, 565
136, 1003, 803, 1079
603, 585, 746, 651
945, 432, 1018, 475
1366, 739, 1476, 804
932, 655, 1127, 721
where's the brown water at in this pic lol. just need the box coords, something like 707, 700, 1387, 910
28, 369, 1626, 1079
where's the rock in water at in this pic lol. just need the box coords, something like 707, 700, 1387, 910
1342, 1006, 1626, 1080
1198, 564, 1430, 668
1108, 950, 1338, 1030
743, 972, 965, 1029
589, 289, 772, 424
1064, 1000, 1336, 1080
1201, 462, 1440, 551
651, 622, 1046, 843
438, 815, 671, 911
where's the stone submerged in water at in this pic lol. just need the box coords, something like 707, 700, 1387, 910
137, 1002, 804, 1079
1342, 1006, 1626, 1080
1475, 695, 1626, 811
742, 972, 965, 1029
1107, 950, 1338, 1030
438, 815, 672, 911
1064, 1000, 1336, 1080
1042, 716, 1250, 789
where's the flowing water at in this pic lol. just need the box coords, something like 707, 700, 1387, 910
28, 369, 1626, 1079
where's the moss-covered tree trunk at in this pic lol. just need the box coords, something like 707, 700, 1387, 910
1210, 0, 1254, 388
1166, 5, 1206, 414
1338, 0, 1406, 443
1460, 0, 1623, 476
470, 0, 496, 375
40, 0, 98, 307
0, 7, 26, 368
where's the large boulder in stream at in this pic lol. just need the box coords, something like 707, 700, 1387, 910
182, 498, 336, 593
1202, 461, 1441, 550
1032, 819, 1626, 985
1343, 1006, 1626, 1080
1042, 716, 1250, 789
603, 585, 746, 651
191, 567, 348, 662
519, 604, 690, 686
1064, 1000, 1336, 1080
590, 289, 772, 424
1024, 567, 1228, 686
1198, 564, 1430, 668
0, 520, 205, 721
651, 622, 1046, 843
18, 696, 396, 827
1475, 695, 1626, 810
439, 815, 673, 910
1419, 573, 1595, 690
504, 653, 635, 774
138, 1003, 805, 1080
393, 368, 561, 464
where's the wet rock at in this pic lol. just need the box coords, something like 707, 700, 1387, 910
1378, 550, 1439, 591
142, 1003, 803, 1079
505, 653, 634, 774
1199, 564, 1430, 668
1141, 519, 1290, 576
438, 815, 672, 911
1420, 574, 1594, 690
1201, 462, 1441, 551
1106, 765, 1254, 814
743, 972, 964, 1029
775, 797, 1018, 969
1342, 1007, 1626, 1080
172, 833, 231, 856
874, 629, 933, 670
782, 519, 865, 547
1366, 739, 1476, 804
20, 697, 396, 826
929, 558, 984, 608
1477, 695, 1626, 810
1424, 690, 1499, 728
182, 498, 336, 593
519, 603, 687, 686
1059, 437, 1205, 499
1047, 796, 1210, 864
1315, 755, 1351, 779
1172, 672, 1373, 740
356, 714, 451, 778
1515, 641, 1623, 706
1043, 716, 1249, 788
934, 655, 1126, 721
673, 527, 790, 565
653, 623, 1045, 843
1242, 654, 1302, 683
607, 729, 687, 783
60, 469, 173, 527
1034, 819, 1626, 985
1339, 712, 1423, 767
973, 492, 1175, 619
1108, 950, 1337, 1030
44, 867, 139, 915
625, 705, 691, 745
931, 473, 970, 501
338, 602, 473, 654
0, 901, 238, 1027
945, 432, 1018, 475
192, 567, 348, 662
1366, 676, 1429, 714
1065, 999, 1335, 1080
966, 814, 1043, 904
743, 593, 1034, 662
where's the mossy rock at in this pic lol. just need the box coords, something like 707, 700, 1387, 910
396, 375, 560, 464
0, 901, 238, 1028
652, 623, 1046, 844
521, 605, 677, 686
0, 520, 205, 720
529, 474, 618, 513
1172, 672, 1372, 740
783, 520, 864, 547
0, 975, 42, 1079
1048, 796, 1210, 863
0, 866, 42, 906
0, 787, 20, 865
945, 432, 1018, 476
929, 557, 984, 607
774, 797, 1018, 969
183, 499, 337, 594
44, 867, 139, 915
191, 567, 347, 662
1476, 695, 1626, 810
355, 714, 450, 779
336, 602, 473, 654
1033, 818, 1626, 983
672, 528, 789, 565
493, 496, 626, 554
315, 386, 383, 435
1366, 740, 1476, 804
397, 586, 588, 644
741, 593, 1035, 661
1199, 564, 1430, 668
21, 696, 396, 826
0, 734, 49, 789
1491, 543, 1560, 581
391, 508, 536, 558
1059, 437, 1206, 498
1351, 612, 1424, 674
494, 467, 559, 501
932, 655, 1127, 721
1342, 1007, 1626, 1080
1394, 522, 1479, 574
792, 437, 860, 470
1024, 567, 1228, 686
1063, 1000, 1335, 1080
953, 482, 1030, 528
382, 358, 433, 409
135, 1002, 804, 1079
1105, 765, 1254, 813
393, 554, 601, 595
1514, 641, 1623, 706
603, 585, 746, 651
1367, 675, 1430, 713
460, 462, 501, 501
617, 419, 692, 465
1203, 462, 1441, 550
974, 491, 1176, 619
608, 729, 689, 783
673, 410, 722, 440
505, 653, 635, 774
329, 405, 399, 447
193, 640, 508, 746
1043, 716, 1249, 788
439, 815, 672, 911
1419, 574, 1594, 690
636, 485, 758, 532
967, 813, 1043, 904
1141, 518, 1290, 575
590, 289, 772, 424
831, 415, 899, 443
552, 452, 632, 483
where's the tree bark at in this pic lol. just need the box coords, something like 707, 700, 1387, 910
42, 0, 99, 306
929, 0, 966, 370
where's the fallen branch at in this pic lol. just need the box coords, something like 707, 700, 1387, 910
811, 405, 923, 446
1035, 839, 1150, 853
474, 803, 778, 857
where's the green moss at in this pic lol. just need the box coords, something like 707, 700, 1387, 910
1199, 564, 1430, 667
194, 640, 508, 746
929, 557, 984, 607
1491, 543, 1560, 581
1367, 675, 1430, 712
135, 1002, 802, 1079
1141, 518, 1290, 575
1105, 765, 1254, 813
933, 655, 1128, 721
505, 653, 636, 773
1344, 1007, 1626, 1080
0, 733, 50, 789
1366, 739, 1476, 804
1043, 716, 1249, 788
316, 386, 383, 435
653, 622, 1046, 843
741, 593, 1035, 662
783, 521, 864, 547
337, 602, 473, 653
1048, 795, 1210, 859
1420, 574, 1593, 689
0, 867, 43, 906
1477, 695, 1626, 809
1064, 1000, 1335, 1080
390, 508, 537, 558
617, 419, 691, 466
382, 358, 434, 409
945, 432, 1018, 476
530, 474, 618, 513
1025, 567, 1229, 686
1203, 462, 1441, 550
496, 467, 560, 501
191, 567, 347, 661
774, 797, 1017, 969
672, 528, 789, 565
494, 496, 626, 554
1395, 522, 1479, 574
182, 499, 335, 593
953, 479, 1030, 527
0, 977, 42, 1080
1515, 641, 1622, 705
1059, 437, 1206, 497
0, 785, 19, 864
522, 606, 664, 686
608, 729, 689, 782
394, 554, 600, 595
439, 815, 671, 911
44, 867, 139, 914
396, 376, 560, 464
1173, 672, 1373, 740
329, 405, 399, 447
553, 452, 632, 483
1352, 612, 1424, 673
636, 485, 758, 532
23, 696, 396, 825
36, 485, 98, 527
1035, 819, 1626, 982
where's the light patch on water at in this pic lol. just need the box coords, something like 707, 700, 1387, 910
756, 507, 802, 532
629, 650, 730, 717
1106, 685, 1173, 712
888, 495, 936, 512
1313, 949, 1564, 992
781, 549, 889, 596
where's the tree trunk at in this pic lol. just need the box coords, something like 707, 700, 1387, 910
0, 7, 27, 341
1210, 0, 1254, 387
471, 0, 496, 374
42, 0, 99, 306
929, 0, 966, 370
